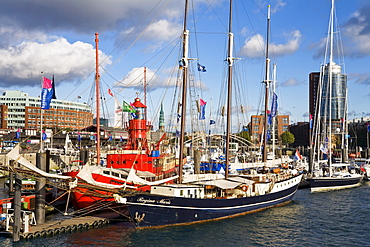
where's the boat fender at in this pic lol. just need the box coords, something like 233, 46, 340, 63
241, 185, 248, 192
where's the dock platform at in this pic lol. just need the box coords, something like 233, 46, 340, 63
1, 212, 125, 239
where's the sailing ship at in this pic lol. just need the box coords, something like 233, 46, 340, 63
308, 0, 363, 192
62, 34, 179, 211
115, 1, 303, 228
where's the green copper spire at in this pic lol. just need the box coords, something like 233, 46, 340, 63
159, 103, 164, 130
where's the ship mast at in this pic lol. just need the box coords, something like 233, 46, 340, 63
178, 0, 189, 183
327, 0, 334, 175
262, 6, 271, 162
144, 67, 147, 120
225, 0, 234, 178
95, 33, 101, 165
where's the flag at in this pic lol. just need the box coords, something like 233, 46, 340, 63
41, 77, 54, 110
122, 101, 136, 113
120, 136, 123, 142
199, 98, 206, 120
15, 128, 20, 139
197, 63, 206, 72
177, 114, 181, 123
115, 98, 122, 113
320, 144, 328, 154
108, 88, 113, 97
108, 134, 113, 141
309, 114, 313, 129
77, 132, 81, 141
52, 75, 57, 99
179, 60, 184, 69
129, 102, 137, 110
367, 124, 370, 133
210, 119, 215, 125
266, 130, 271, 141
295, 150, 302, 160
268, 114, 272, 125
176, 129, 180, 137
42, 130, 47, 140
270, 93, 278, 117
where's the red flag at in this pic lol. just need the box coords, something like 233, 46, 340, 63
199, 98, 206, 106
43, 77, 52, 89
108, 88, 113, 96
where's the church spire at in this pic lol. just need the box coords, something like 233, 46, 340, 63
159, 103, 164, 130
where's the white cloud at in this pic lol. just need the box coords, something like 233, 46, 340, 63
271, 0, 287, 13
341, 5, 370, 57
145, 19, 181, 42
280, 77, 304, 87
0, 37, 111, 86
240, 30, 301, 58
116, 65, 208, 92
349, 72, 370, 85
115, 67, 155, 90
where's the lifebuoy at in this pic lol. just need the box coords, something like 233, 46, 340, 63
241, 185, 248, 192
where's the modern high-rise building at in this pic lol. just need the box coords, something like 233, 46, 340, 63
309, 62, 347, 132
321, 62, 347, 121
0, 90, 93, 130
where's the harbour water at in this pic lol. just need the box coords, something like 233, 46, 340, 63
0, 179, 369, 246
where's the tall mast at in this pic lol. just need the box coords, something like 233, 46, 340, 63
144, 67, 147, 120
327, 0, 334, 174
262, 5, 271, 162
95, 33, 101, 165
225, 0, 234, 178
272, 63, 277, 160
178, 0, 189, 183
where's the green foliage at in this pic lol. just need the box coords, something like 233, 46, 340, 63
236, 131, 251, 142
281, 131, 295, 147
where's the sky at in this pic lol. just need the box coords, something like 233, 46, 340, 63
1, 0, 370, 132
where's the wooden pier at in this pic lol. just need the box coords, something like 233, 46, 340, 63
1, 212, 124, 239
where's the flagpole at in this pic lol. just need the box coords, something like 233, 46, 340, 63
95, 33, 101, 165
40, 72, 44, 153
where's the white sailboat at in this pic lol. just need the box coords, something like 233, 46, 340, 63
308, 0, 363, 192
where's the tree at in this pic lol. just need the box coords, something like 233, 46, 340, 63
236, 130, 251, 142
281, 131, 295, 147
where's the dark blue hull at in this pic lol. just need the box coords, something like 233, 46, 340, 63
309, 175, 363, 192
125, 175, 302, 228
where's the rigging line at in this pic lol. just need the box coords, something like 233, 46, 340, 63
104, 0, 173, 73
102, 37, 180, 86
57, 2, 170, 103
99, 83, 109, 120
240, 0, 265, 58
205, 0, 228, 31
101, 0, 168, 66
190, 0, 203, 100
105, 38, 180, 110
250, 0, 268, 17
